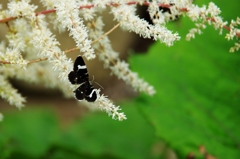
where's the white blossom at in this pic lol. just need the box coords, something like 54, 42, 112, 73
7, 0, 37, 18
54, 0, 96, 60
111, 4, 180, 46
0, 0, 239, 121
0, 75, 26, 109
87, 17, 156, 96
186, 2, 233, 42
96, 92, 127, 121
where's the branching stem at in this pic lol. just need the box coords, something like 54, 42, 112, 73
0, 22, 121, 65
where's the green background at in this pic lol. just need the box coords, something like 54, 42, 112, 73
0, 0, 239, 158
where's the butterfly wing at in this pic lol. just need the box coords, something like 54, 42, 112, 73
68, 71, 78, 84
84, 81, 97, 102
68, 56, 89, 84
74, 83, 87, 101
73, 56, 86, 72
74, 56, 89, 84
70, 56, 97, 102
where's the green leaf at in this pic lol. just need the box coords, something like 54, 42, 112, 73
0, 108, 59, 158
128, 2, 240, 158
55, 106, 156, 159
0, 106, 159, 159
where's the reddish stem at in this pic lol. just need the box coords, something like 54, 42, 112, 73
0, 2, 172, 23
0, 1, 238, 37
207, 17, 240, 37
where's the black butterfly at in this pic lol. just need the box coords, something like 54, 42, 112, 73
68, 56, 97, 102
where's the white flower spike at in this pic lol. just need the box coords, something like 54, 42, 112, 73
0, 0, 239, 121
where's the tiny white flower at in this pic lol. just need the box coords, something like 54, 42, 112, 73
0, 0, 238, 120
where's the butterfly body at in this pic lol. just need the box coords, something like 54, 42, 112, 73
68, 56, 97, 102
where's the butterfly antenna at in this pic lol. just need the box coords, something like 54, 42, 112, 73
91, 75, 104, 89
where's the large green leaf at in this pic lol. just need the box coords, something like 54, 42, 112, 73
54, 106, 156, 159
0, 106, 157, 159
0, 108, 59, 159
128, 1, 240, 158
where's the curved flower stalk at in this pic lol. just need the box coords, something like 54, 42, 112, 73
0, 0, 239, 121
0, 112, 3, 121
0, 75, 25, 109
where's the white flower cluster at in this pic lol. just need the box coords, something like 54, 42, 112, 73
111, 4, 180, 46
83, 90, 127, 121
0, 0, 239, 122
87, 17, 156, 96
0, 75, 26, 109
110, 60, 156, 95
186, 2, 239, 51
54, 0, 96, 60
227, 17, 240, 52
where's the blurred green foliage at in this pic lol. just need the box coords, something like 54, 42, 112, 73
0, 107, 158, 159
127, 0, 240, 158
129, 35, 240, 158
0, 0, 239, 158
